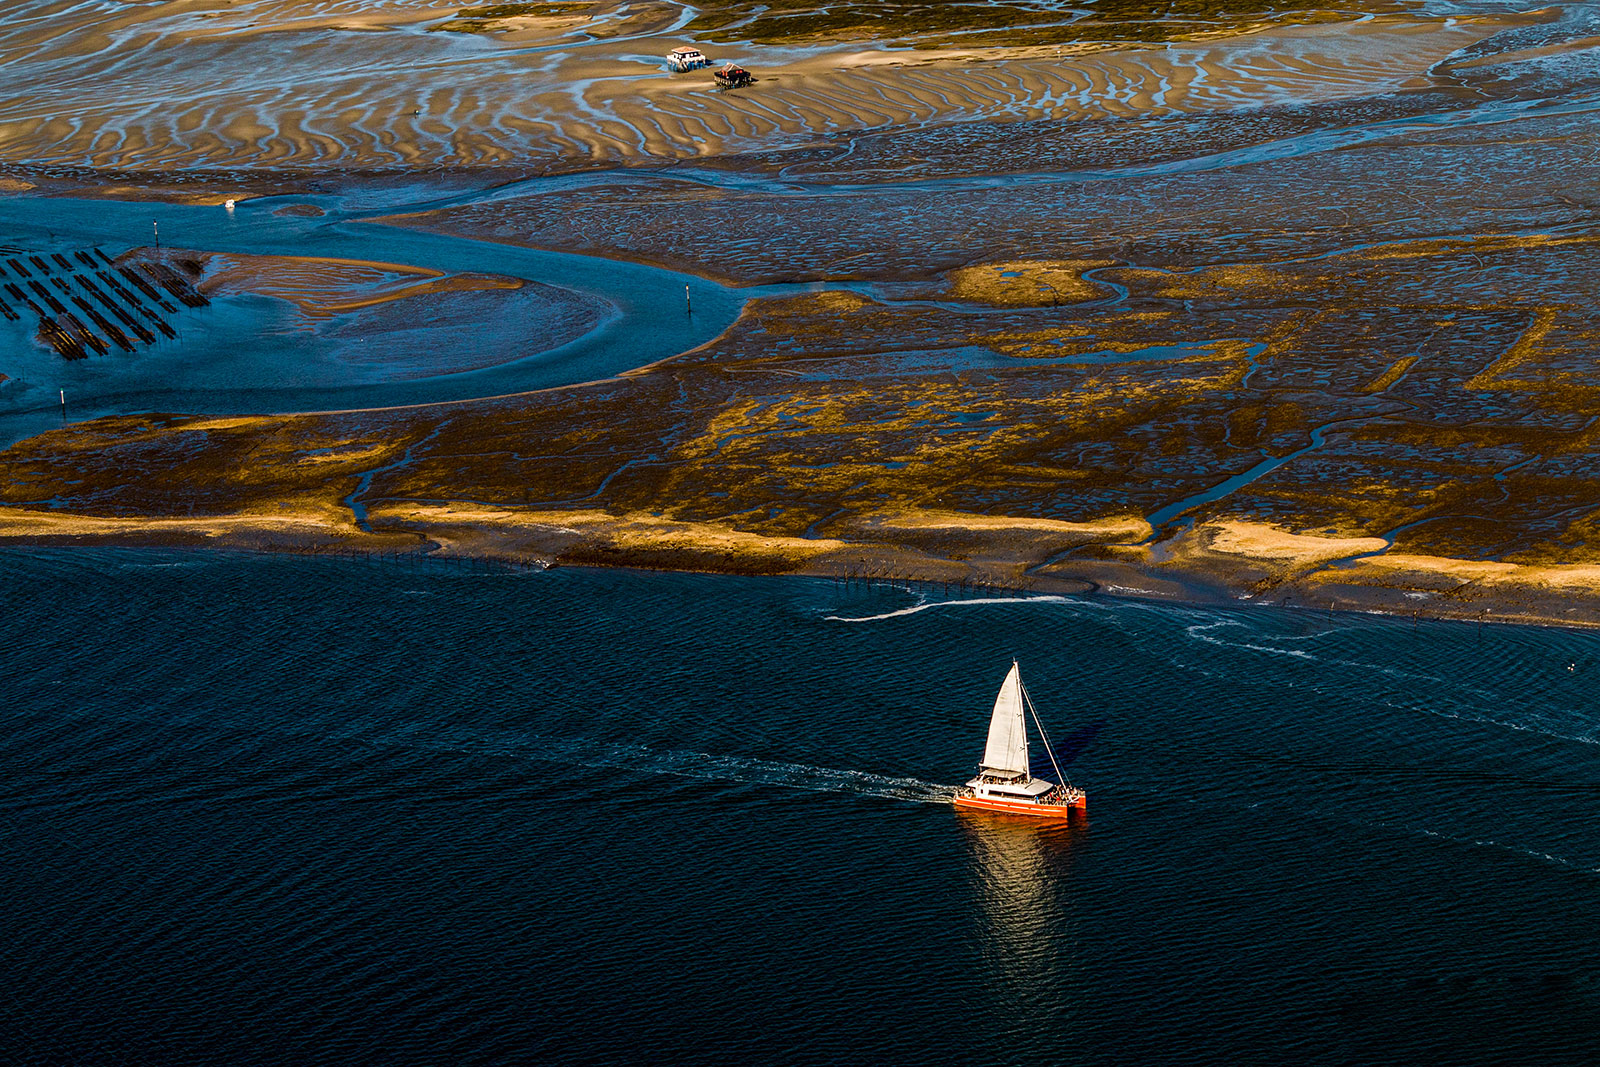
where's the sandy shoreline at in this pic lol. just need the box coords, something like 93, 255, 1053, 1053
3, 503, 1597, 630
2, 0, 1596, 635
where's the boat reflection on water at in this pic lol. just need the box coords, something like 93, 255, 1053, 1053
958, 809, 1086, 1021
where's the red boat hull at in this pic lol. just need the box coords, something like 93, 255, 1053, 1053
953, 793, 1086, 819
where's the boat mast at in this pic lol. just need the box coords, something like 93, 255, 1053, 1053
1020, 659, 1029, 771
1020, 675, 1071, 791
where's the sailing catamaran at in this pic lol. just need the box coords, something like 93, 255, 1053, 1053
954, 661, 1086, 818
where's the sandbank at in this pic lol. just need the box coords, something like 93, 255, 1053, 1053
0, 6, 1531, 176
4, 494, 1596, 628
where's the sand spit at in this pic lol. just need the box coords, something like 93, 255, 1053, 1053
370, 503, 854, 571
4, 501, 1598, 625
193, 250, 521, 318
0, 6, 1528, 174
1065, 519, 1393, 600
852, 509, 1150, 577
142, 246, 612, 379
84, 185, 258, 206
0, 506, 365, 546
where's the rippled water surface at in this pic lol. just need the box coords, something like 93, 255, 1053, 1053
4, 550, 1600, 1063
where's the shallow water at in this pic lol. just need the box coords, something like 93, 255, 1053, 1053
0, 193, 755, 446
3, 550, 1600, 1063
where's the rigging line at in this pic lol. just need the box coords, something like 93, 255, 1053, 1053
1021, 676, 1073, 792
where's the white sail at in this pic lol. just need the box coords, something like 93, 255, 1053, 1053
980, 663, 1029, 773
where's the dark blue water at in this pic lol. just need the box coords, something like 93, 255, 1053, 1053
4, 550, 1600, 1064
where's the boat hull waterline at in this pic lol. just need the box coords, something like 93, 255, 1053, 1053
953, 791, 1086, 819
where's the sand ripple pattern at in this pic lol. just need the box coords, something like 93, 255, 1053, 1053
0, 1, 1506, 173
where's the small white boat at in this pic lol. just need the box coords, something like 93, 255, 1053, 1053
666, 47, 709, 73
954, 661, 1086, 819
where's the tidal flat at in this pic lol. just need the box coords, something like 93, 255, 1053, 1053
3, 0, 1600, 626
12, 4, 1600, 1062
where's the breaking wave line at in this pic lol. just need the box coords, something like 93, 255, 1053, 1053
826, 595, 1074, 623
1184, 619, 1317, 660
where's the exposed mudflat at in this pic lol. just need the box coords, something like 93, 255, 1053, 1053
0, 0, 1541, 174
6, 0, 1600, 623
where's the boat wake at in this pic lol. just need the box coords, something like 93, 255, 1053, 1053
0, 697, 960, 816
826, 594, 1073, 623
1373, 819, 1600, 879
1171, 617, 1600, 745
1184, 619, 1317, 660
525, 736, 957, 804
